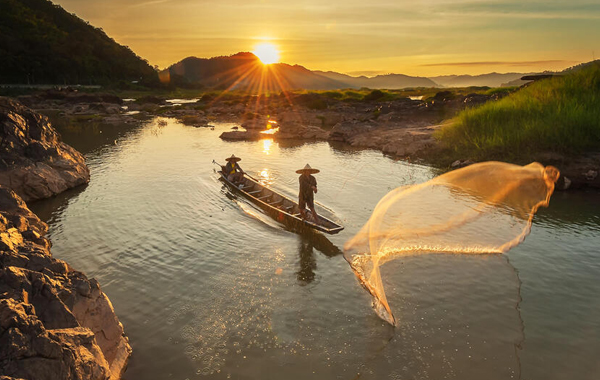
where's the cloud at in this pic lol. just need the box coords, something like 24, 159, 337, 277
421, 60, 576, 67
440, 1, 600, 20
128, 0, 171, 9
345, 70, 386, 77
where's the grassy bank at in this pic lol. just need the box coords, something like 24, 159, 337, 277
436, 64, 600, 162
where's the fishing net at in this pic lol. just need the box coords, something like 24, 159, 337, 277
344, 162, 560, 325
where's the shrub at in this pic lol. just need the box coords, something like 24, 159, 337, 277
363, 89, 385, 102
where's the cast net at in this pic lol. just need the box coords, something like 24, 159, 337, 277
344, 162, 560, 325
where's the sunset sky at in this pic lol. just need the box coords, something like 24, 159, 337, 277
54, 0, 600, 76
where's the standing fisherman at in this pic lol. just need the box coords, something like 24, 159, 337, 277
296, 164, 319, 222
223, 154, 245, 183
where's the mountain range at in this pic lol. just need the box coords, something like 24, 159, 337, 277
164, 53, 442, 91
165, 54, 541, 90
430, 73, 535, 88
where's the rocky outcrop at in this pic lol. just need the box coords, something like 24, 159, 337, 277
18, 91, 123, 109
0, 97, 90, 202
0, 186, 131, 380
219, 123, 329, 141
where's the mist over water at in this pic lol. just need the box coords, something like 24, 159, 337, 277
30, 117, 600, 380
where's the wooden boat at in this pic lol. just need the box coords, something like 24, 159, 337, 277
218, 170, 344, 235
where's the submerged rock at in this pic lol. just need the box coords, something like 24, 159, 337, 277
0, 97, 90, 202
0, 186, 131, 380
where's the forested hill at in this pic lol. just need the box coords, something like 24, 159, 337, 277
0, 0, 157, 85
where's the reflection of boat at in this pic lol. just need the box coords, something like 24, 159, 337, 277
217, 169, 344, 235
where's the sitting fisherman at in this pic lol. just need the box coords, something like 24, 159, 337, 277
296, 163, 319, 222
224, 154, 245, 183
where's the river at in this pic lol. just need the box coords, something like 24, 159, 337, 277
30, 117, 600, 380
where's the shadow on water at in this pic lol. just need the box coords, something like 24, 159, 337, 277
42, 111, 145, 155
296, 235, 317, 285
28, 183, 88, 222
327, 140, 370, 157
296, 230, 343, 286
276, 139, 311, 150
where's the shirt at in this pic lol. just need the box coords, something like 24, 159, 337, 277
224, 161, 241, 175
299, 174, 317, 200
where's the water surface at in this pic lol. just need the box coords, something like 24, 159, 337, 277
31, 118, 600, 379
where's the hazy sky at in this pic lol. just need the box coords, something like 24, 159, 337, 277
54, 0, 600, 76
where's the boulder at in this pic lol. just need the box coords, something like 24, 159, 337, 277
0, 186, 131, 380
328, 120, 377, 143
219, 130, 262, 141
277, 124, 329, 140
0, 97, 90, 202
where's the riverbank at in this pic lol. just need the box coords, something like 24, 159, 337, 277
0, 97, 131, 379
11, 86, 506, 159
11, 78, 600, 190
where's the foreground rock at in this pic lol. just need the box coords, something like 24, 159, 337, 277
0, 186, 131, 380
0, 97, 90, 202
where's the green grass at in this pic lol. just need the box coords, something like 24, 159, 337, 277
436, 64, 600, 161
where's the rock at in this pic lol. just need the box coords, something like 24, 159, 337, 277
450, 159, 475, 169
553, 153, 600, 190
462, 93, 492, 107
555, 175, 572, 191
176, 114, 208, 127
277, 124, 329, 140
88, 103, 121, 115
0, 186, 131, 380
219, 130, 262, 141
584, 170, 598, 181
220, 122, 329, 142
0, 97, 90, 202
241, 118, 270, 130
61, 93, 122, 106
18, 91, 123, 109
328, 121, 377, 143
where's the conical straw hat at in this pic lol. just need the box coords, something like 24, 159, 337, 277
225, 154, 241, 162
296, 163, 320, 174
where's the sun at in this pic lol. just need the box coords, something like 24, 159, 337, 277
253, 43, 280, 65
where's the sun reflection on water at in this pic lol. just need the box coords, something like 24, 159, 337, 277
262, 139, 273, 154
259, 168, 273, 186
260, 127, 279, 135
260, 120, 279, 135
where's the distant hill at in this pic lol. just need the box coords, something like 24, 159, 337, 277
315, 71, 439, 89
166, 54, 439, 91
561, 59, 600, 73
429, 73, 535, 88
0, 0, 157, 85
166, 53, 346, 91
